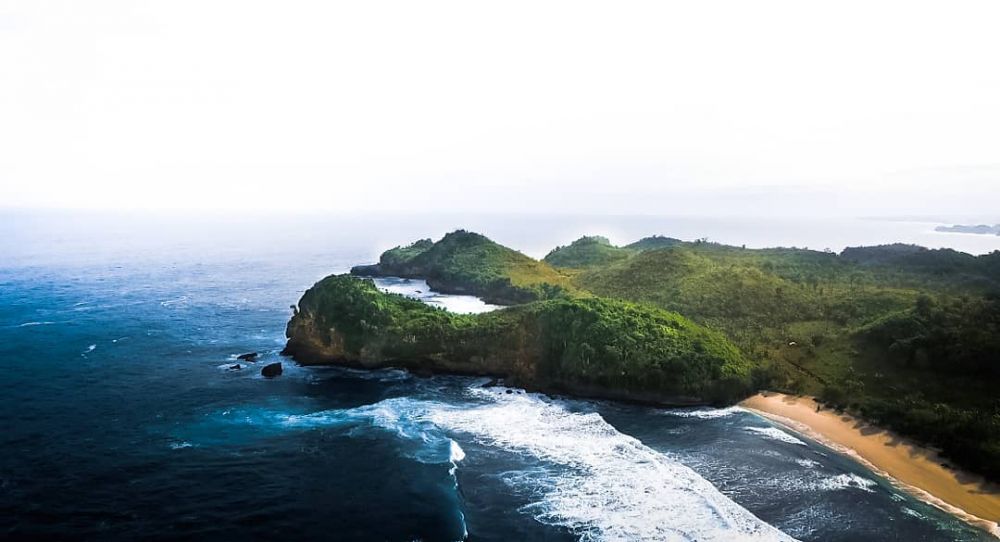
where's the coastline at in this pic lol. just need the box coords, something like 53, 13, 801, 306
740, 392, 1000, 537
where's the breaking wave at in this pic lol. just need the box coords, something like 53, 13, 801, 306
428, 388, 796, 542
745, 426, 808, 446
817, 473, 877, 493
16, 321, 56, 327
660, 406, 745, 419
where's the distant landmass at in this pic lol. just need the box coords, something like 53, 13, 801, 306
285, 230, 1000, 483
936, 223, 1000, 236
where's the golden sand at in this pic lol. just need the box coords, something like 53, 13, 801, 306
740, 392, 1000, 537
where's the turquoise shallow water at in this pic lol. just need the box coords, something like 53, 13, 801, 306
1, 211, 996, 541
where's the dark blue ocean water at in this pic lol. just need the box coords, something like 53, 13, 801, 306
1, 211, 996, 541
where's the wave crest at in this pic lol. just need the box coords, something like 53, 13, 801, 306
745, 426, 808, 446
429, 389, 796, 542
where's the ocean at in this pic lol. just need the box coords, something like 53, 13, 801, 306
1, 210, 997, 541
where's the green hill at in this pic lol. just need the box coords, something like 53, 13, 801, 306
295, 229, 1000, 480
543, 236, 634, 268
541, 234, 688, 268
284, 275, 753, 404
624, 235, 684, 251
573, 242, 1000, 479
351, 230, 572, 304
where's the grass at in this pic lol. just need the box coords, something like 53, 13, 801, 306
544, 236, 634, 268
341, 230, 1000, 480
292, 275, 753, 403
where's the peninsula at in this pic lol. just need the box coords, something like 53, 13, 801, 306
936, 224, 1000, 236
285, 231, 1000, 497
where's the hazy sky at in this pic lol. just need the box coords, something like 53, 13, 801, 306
1, 1, 998, 217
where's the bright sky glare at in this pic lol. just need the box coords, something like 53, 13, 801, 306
1, 1, 998, 216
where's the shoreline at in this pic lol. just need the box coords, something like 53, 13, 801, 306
740, 392, 1000, 537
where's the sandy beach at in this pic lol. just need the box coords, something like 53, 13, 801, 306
740, 392, 1000, 537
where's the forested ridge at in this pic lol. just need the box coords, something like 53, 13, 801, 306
314, 231, 1000, 479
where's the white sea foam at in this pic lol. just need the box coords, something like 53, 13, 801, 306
448, 439, 466, 477
745, 426, 808, 446
427, 388, 796, 542
371, 277, 501, 314
82, 344, 96, 355
331, 367, 412, 382
816, 473, 877, 493
206, 393, 800, 540
159, 296, 188, 307
17, 321, 55, 327
277, 399, 459, 466
754, 469, 879, 497
449, 439, 466, 463
660, 406, 744, 419
170, 441, 193, 450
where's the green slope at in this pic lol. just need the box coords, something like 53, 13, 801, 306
351, 230, 572, 304
285, 275, 753, 404
543, 236, 634, 268
574, 242, 1000, 479
302, 229, 1000, 480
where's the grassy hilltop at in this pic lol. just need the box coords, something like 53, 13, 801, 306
543, 236, 633, 268
290, 231, 1000, 480
284, 275, 753, 404
350, 230, 572, 304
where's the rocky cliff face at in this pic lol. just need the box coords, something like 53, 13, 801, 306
283, 275, 753, 405
282, 281, 542, 380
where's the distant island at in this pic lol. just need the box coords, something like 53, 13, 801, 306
284, 230, 1000, 485
936, 223, 1000, 236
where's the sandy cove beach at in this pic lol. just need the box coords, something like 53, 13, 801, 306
740, 392, 1000, 537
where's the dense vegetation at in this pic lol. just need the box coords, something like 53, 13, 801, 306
285, 275, 753, 404
350, 230, 572, 304
841, 244, 1000, 289
573, 240, 1000, 479
297, 230, 1000, 480
848, 295, 1000, 477
543, 236, 633, 268
542, 234, 685, 269
624, 234, 683, 252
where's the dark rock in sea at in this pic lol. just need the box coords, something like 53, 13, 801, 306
349, 263, 381, 276
261, 362, 282, 378
505, 389, 513, 394
237, 352, 258, 362
229, 364, 242, 370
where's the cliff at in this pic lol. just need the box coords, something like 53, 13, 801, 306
283, 275, 754, 405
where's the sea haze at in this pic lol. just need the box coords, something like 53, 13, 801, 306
0, 210, 995, 541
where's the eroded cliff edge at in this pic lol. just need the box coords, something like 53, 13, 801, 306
282, 275, 754, 405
